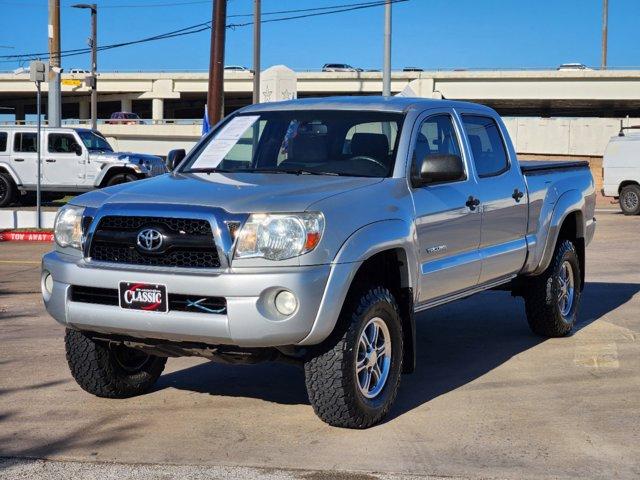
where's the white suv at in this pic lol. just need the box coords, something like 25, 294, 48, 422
0, 126, 167, 207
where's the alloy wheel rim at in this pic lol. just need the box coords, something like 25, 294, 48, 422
356, 317, 392, 399
558, 260, 575, 317
623, 191, 639, 211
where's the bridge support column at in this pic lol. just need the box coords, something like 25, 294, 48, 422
152, 98, 164, 121
79, 98, 90, 120
121, 97, 133, 112
15, 104, 25, 123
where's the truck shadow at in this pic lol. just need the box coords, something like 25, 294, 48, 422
156, 281, 639, 417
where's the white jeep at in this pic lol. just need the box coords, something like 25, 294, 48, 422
0, 126, 167, 206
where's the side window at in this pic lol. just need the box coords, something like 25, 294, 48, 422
461, 115, 509, 177
413, 114, 463, 181
0, 132, 7, 152
13, 132, 37, 153
48, 134, 81, 154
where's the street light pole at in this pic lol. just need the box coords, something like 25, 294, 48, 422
601, 0, 608, 70
252, 0, 261, 104
72, 3, 98, 130
382, 0, 392, 96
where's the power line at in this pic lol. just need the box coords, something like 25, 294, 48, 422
0, 0, 408, 63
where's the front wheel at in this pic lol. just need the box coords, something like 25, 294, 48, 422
65, 329, 166, 398
523, 240, 582, 337
619, 184, 640, 215
304, 286, 403, 429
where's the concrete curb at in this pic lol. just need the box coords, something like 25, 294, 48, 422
0, 210, 57, 229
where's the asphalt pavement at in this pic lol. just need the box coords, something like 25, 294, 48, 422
0, 210, 638, 480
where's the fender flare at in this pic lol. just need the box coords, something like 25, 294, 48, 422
298, 219, 418, 352
95, 164, 141, 187
531, 189, 585, 276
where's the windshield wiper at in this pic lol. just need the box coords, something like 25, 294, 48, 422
250, 168, 340, 176
185, 167, 237, 174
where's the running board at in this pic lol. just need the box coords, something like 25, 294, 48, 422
414, 275, 516, 312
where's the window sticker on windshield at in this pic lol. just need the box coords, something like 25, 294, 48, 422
191, 115, 260, 169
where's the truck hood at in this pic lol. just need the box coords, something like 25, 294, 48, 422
75, 172, 383, 213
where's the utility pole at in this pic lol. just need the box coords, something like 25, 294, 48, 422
48, 0, 62, 127
601, 0, 608, 70
73, 4, 98, 130
252, 0, 261, 104
382, 0, 392, 96
207, 0, 227, 125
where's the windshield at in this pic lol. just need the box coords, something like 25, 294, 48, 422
182, 110, 404, 177
77, 130, 113, 152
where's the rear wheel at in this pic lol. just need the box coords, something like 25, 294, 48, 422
65, 329, 166, 398
619, 184, 640, 215
0, 172, 17, 207
523, 240, 581, 337
304, 286, 403, 429
105, 173, 137, 187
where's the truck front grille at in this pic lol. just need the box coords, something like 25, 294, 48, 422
88, 215, 221, 269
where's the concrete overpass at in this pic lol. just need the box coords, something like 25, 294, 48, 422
2, 68, 640, 120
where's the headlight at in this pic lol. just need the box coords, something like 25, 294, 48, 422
54, 205, 85, 249
234, 212, 324, 261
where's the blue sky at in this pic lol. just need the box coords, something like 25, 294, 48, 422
1, 0, 639, 72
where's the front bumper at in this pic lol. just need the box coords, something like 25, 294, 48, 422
42, 251, 337, 347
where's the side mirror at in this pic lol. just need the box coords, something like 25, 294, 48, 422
74, 143, 83, 156
413, 154, 465, 187
166, 149, 186, 171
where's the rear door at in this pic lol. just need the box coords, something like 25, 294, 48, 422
11, 130, 39, 186
458, 112, 528, 283
410, 109, 482, 304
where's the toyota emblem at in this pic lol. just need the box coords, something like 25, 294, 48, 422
136, 228, 163, 252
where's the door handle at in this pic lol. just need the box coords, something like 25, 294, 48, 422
14, 158, 24, 162
512, 188, 524, 202
465, 196, 481, 211
46, 158, 56, 163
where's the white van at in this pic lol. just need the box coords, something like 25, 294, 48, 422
602, 127, 640, 215
0, 126, 167, 207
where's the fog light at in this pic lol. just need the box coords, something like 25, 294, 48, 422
274, 290, 297, 316
43, 272, 53, 295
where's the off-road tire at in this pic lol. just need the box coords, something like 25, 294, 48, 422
524, 240, 581, 337
0, 171, 17, 207
105, 173, 137, 187
65, 329, 167, 398
304, 286, 403, 429
619, 184, 640, 215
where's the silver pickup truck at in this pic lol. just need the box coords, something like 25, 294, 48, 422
42, 97, 596, 429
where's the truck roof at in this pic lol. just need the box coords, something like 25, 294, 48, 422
241, 95, 495, 114
0, 125, 96, 133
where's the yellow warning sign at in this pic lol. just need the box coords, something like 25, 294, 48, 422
62, 79, 82, 87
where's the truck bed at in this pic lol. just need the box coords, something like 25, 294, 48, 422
520, 160, 590, 173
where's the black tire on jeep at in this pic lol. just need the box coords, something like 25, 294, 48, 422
619, 184, 640, 215
105, 172, 137, 187
304, 286, 403, 429
523, 240, 582, 337
0, 171, 17, 207
65, 329, 167, 398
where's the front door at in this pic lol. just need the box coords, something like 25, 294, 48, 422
411, 111, 482, 305
44, 132, 85, 186
458, 113, 528, 283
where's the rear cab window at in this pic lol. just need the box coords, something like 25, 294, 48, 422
461, 115, 509, 177
13, 132, 38, 152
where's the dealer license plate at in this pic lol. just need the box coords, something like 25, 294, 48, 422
119, 282, 168, 313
